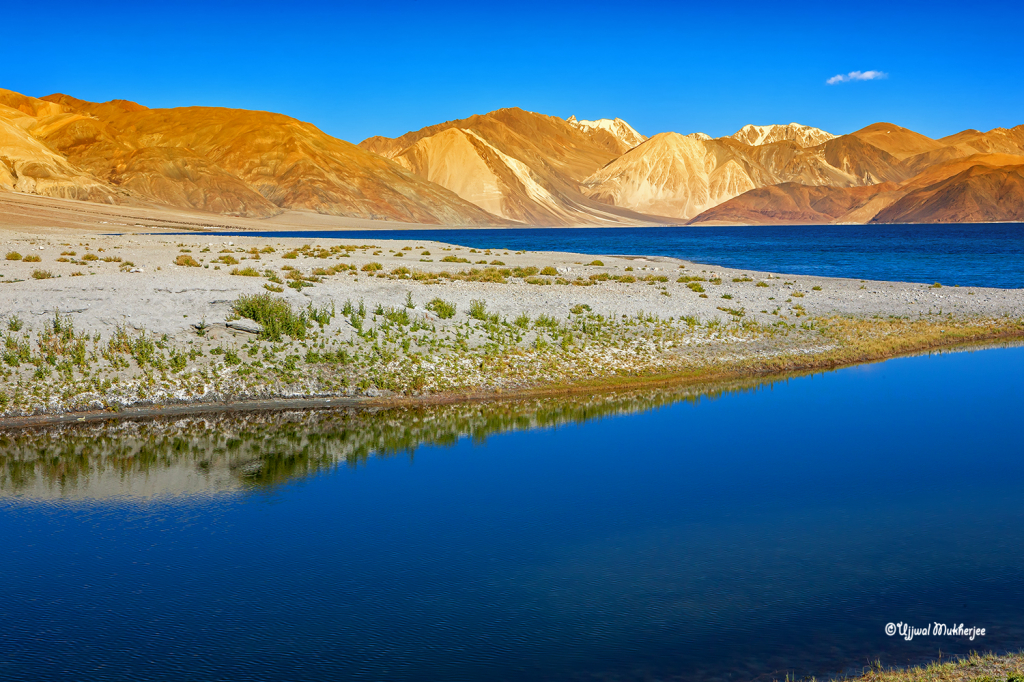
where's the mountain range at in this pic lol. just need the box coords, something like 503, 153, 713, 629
2, 86, 1022, 226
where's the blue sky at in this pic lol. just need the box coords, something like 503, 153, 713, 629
3, 0, 1021, 143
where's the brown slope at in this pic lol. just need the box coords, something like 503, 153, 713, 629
361, 108, 669, 225
0, 102, 120, 203
37, 93, 503, 224
899, 153, 1024, 191
687, 182, 900, 225
361, 107, 631, 170
28, 106, 281, 218
579, 130, 907, 221
849, 122, 944, 161
871, 164, 1024, 224
899, 126, 1024, 176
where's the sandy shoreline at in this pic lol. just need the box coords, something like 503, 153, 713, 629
1, 202, 1023, 420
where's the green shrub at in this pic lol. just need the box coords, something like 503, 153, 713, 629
231, 266, 261, 277
23, 254, 41, 263
587, 260, 604, 266
361, 262, 383, 272
175, 254, 200, 267
426, 298, 456, 319
441, 255, 469, 263
31, 269, 53, 279
383, 307, 410, 326
232, 293, 308, 341
469, 299, 488, 320
540, 266, 558, 276
5, 252, 21, 261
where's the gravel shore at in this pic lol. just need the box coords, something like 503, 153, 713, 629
1, 229, 1022, 419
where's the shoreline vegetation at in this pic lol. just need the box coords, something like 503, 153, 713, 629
838, 651, 1024, 682
2, 231, 1024, 423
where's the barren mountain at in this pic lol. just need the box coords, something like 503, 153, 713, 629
729, 123, 835, 147
849, 122, 945, 161
3, 84, 1021, 227
360, 108, 668, 225
688, 183, 901, 225
579, 130, 908, 220
0, 101, 120, 203
567, 115, 646, 150
686, 151, 1024, 225
871, 164, 1024, 224
0, 88, 504, 224
580, 133, 771, 220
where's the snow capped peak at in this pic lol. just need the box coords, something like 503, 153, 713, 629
567, 116, 647, 150
729, 123, 836, 148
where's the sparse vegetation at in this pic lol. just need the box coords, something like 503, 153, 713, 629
232, 293, 308, 341
5, 252, 22, 261
426, 298, 457, 319
175, 254, 200, 267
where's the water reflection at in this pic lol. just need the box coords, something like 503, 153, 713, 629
0, 376, 774, 501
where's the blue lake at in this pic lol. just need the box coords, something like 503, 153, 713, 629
196, 223, 1024, 289
2, 345, 1023, 681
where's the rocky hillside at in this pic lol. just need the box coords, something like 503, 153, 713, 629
0, 88, 504, 224
360, 108, 669, 225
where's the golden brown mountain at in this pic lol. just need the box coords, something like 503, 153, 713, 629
848, 122, 945, 161
0, 98, 120, 203
359, 108, 669, 225
0, 88, 504, 224
871, 164, 1024, 224
578, 131, 908, 221
4, 84, 1022, 227
687, 153, 1024, 225
688, 183, 901, 225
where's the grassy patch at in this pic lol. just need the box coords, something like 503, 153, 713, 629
232, 293, 308, 341
175, 255, 200, 267
426, 298, 456, 319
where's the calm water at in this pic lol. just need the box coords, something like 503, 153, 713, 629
197, 223, 1024, 289
2, 347, 1024, 681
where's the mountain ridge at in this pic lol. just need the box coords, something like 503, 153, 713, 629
1, 86, 1021, 226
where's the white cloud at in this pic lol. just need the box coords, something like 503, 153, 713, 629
826, 70, 888, 85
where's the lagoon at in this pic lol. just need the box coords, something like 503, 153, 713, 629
2, 346, 1023, 681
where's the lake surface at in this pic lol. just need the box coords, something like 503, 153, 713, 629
2, 346, 1023, 681
198, 223, 1024, 289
